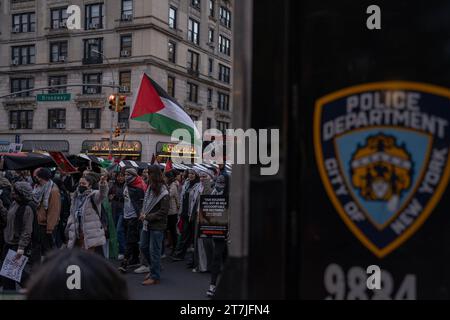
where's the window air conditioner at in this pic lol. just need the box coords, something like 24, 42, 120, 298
122, 14, 133, 21
60, 20, 67, 27
13, 26, 20, 33
120, 86, 130, 92
86, 87, 97, 94
56, 123, 66, 129
85, 123, 96, 129
120, 50, 130, 57
12, 58, 19, 66
59, 56, 66, 62
10, 124, 17, 129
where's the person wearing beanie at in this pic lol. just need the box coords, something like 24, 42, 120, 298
118, 167, 147, 273
32, 167, 61, 261
0, 181, 36, 291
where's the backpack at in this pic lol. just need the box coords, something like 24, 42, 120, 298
90, 197, 109, 239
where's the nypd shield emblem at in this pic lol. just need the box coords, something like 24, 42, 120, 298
314, 81, 450, 258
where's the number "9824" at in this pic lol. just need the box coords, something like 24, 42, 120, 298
324, 264, 416, 300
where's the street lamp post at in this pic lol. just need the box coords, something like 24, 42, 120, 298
92, 49, 117, 160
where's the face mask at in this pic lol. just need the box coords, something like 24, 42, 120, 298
78, 186, 88, 194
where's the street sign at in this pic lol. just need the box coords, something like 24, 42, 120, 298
37, 93, 71, 102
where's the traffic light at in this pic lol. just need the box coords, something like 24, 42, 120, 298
108, 94, 116, 111
113, 126, 121, 137
117, 95, 126, 112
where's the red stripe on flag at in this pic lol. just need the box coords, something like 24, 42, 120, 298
131, 74, 165, 119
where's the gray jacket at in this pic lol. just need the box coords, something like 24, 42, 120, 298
66, 183, 109, 250
2, 202, 34, 250
168, 182, 180, 216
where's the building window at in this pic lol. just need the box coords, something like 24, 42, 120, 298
207, 118, 212, 129
191, 115, 199, 121
48, 75, 67, 93
50, 41, 68, 63
188, 18, 200, 45
121, 0, 133, 20
208, 28, 215, 44
169, 6, 177, 29
11, 78, 34, 97
208, 88, 213, 104
10, 110, 33, 130
168, 76, 175, 97
12, 12, 35, 33
85, 3, 104, 30
82, 109, 101, 129
51, 7, 68, 29
219, 64, 231, 83
83, 73, 102, 94
83, 38, 103, 64
11, 45, 35, 65
120, 35, 132, 56
219, 6, 231, 28
168, 41, 176, 63
187, 82, 198, 103
48, 109, 66, 129
208, 58, 214, 75
118, 107, 130, 128
219, 35, 231, 56
218, 92, 230, 111
217, 120, 229, 133
187, 50, 200, 72
119, 71, 131, 93
209, 0, 215, 17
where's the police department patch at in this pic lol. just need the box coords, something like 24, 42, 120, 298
314, 81, 450, 258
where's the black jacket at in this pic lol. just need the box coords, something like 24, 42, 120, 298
145, 195, 169, 231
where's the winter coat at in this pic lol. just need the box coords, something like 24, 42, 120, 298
66, 183, 109, 250
36, 184, 61, 233
2, 201, 35, 250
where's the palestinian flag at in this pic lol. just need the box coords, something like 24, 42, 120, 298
165, 159, 173, 172
130, 73, 200, 142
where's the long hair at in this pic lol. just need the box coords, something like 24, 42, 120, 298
148, 165, 165, 194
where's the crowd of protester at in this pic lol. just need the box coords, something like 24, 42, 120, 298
0, 162, 229, 298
